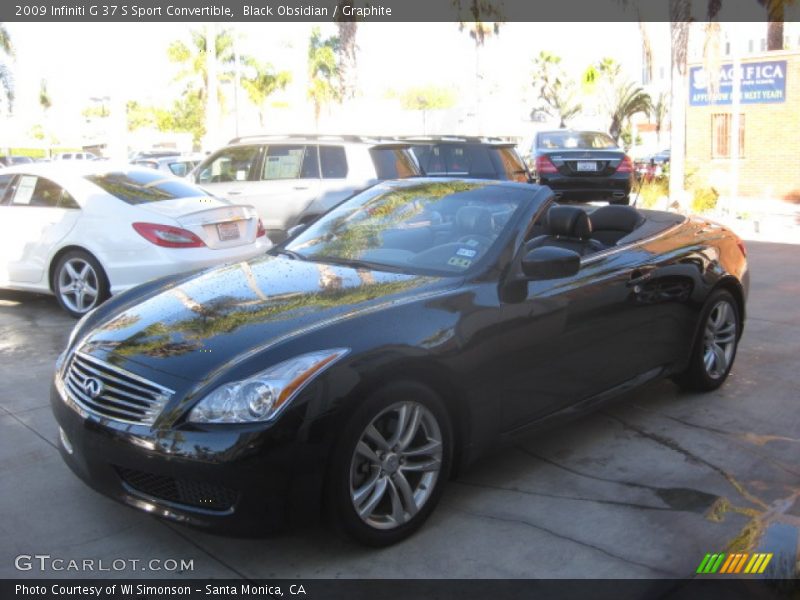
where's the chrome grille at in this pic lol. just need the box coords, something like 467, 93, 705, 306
61, 352, 173, 426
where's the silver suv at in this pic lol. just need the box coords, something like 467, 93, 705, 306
189, 135, 421, 242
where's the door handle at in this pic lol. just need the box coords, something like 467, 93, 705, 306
293, 186, 310, 191
627, 267, 656, 287
227, 191, 242, 196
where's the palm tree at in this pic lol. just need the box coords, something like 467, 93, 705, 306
0, 23, 13, 115
167, 27, 235, 110
759, 0, 796, 50
609, 82, 652, 142
307, 27, 340, 128
451, 2, 504, 133
334, 0, 359, 101
532, 51, 583, 128
241, 58, 291, 128
651, 91, 670, 147
39, 79, 51, 111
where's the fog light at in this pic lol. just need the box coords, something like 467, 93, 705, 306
59, 427, 74, 455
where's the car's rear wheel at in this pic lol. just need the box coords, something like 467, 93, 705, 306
610, 196, 631, 205
53, 250, 109, 318
674, 289, 740, 391
328, 381, 452, 546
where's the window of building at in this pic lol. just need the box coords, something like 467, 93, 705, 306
748, 39, 754, 53
760, 38, 767, 52
711, 114, 745, 159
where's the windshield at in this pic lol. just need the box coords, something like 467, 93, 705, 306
285, 180, 531, 275
87, 170, 207, 204
537, 131, 618, 150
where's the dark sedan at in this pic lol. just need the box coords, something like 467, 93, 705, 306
530, 130, 633, 204
51, 178, 748, 546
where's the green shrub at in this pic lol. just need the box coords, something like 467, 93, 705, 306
636, 179, 669, 209
691, 186, 719, 213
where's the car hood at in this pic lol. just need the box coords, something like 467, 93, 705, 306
76, 255, 452, 379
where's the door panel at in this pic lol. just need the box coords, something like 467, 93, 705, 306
3, 175, 81, 284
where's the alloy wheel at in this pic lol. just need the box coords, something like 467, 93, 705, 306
349, 401, 443, 530
58, 258, 100, 314
702, 299, 737, 380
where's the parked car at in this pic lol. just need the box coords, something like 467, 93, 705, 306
529, 130, 633, 204
188, 135, 421, 243
54, 151, 98, 161
634, 149, 670, 182
51, 178, 748, 546
131, 155, 202, 177
402, 136, 531, 182
0, 163, 271, 317
0, 156, 35, 166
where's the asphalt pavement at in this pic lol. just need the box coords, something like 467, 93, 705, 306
1, 240, 798, 579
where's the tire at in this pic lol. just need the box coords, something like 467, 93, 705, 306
610, 196, 631, 205
52, 250, 110, 318
327, 381, 453, 547
673, 289, 740, 392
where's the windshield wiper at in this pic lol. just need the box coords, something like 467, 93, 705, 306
315, 256, 411, 274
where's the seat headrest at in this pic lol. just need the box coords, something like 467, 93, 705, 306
590, 205, 644, 233
455, 206, 493, 236
547, 206, 592, 240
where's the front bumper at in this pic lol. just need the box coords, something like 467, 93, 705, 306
50, 381, 325, 535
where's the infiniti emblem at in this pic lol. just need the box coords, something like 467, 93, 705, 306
83, 377, 104, 399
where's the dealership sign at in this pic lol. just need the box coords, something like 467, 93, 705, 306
689, 60, 787, 106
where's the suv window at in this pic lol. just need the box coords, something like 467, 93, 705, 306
87, 170, 206, 204
320, 145, 348, 178
369, 147, 419, 179
196, 145, 260, 183
491, 147, 529, 182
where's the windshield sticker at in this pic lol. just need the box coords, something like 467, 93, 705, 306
448, 257, 472, 268
456, 248, 477, 258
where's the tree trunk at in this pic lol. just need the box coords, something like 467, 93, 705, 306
668, 3, 691, 210
205, 24, 219, 152
766, 0, 785, 51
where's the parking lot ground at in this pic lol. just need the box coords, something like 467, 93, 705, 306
1, 240, 799, 579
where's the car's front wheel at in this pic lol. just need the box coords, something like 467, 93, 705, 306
674, 289, 740, 391
328, 381, 452, 546
53, 250, 109, 318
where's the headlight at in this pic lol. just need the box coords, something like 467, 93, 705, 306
187, 348, 348, 424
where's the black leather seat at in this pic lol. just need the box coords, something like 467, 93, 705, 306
589, 205, 644, 246
526, 206, 605, 256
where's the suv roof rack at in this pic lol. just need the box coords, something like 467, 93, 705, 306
227, 133, 390, 144
396, 135, 517, 144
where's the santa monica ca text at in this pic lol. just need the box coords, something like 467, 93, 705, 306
16, 584, 307, 596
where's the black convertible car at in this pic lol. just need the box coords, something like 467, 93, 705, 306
51, 178, 748, 546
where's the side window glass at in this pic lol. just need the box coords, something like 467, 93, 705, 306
58, 188, 80, 209
168, 162, 189, 177
11, 175, 40, 206
319, 146, 348, 178
0, 174, 15, 204
300, 145, 321, 178
196, 146, 260, 184
262, 145, 305, 180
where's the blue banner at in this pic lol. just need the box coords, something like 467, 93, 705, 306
689, 60, 787, 106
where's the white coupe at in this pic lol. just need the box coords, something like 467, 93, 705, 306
0, 163, 271, 316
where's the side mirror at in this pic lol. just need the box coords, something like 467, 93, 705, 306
286, 223, 308, 239
522, 246, 581, 280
